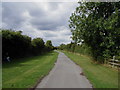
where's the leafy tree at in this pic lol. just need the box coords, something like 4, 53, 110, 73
2, 30, 31, 59
46, 40, 53, 51
32, 38, 44, 48
69, 2, 120, 63
59, 42, 91, 56
59, 44, 66, 50
31, 38, 45, 54
2, 29, 54, 62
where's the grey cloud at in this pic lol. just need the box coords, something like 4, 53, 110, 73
31, 19, 64, 30
28, 7, 45, 17
2, 2, 77, 30
2, 3, 27, 29
2, 2, 78, 46
44, 33, 57, 37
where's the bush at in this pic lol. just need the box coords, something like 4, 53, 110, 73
2, 29, 53, 62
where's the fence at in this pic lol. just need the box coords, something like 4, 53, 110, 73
108, 56, 120, 68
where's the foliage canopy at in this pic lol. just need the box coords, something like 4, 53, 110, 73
2, 29, 54, 61
69, 2, 120, 62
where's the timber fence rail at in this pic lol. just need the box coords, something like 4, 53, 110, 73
108, 56, 120, 68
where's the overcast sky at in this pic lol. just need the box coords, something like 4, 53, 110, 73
1, 2, 78, 46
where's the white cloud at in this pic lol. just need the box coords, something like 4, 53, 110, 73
2, 2, 78, 46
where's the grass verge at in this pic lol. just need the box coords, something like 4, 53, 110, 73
2, 51, 58, 88
63, 51, 118, 88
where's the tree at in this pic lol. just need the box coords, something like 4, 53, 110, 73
2, 30, 32, 59
46, 40, 53, 51
69, 2, 120, 63
31, 38, 45, 54
2, 29, 55, 62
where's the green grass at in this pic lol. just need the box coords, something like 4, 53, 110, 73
2, 51, 58, 88
63, 51, 118, 88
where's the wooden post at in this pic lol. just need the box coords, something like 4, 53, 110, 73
112, 56, 115, 68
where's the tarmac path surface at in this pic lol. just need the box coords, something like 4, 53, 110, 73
36, 51, 92, 88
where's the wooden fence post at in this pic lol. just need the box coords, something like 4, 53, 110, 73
112, 56, 115, 68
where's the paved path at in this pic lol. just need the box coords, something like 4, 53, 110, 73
36, 51, 92, 88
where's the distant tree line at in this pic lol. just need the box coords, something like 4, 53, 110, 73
60, 2, 120, 63
59, 42, 91, 56
2, 29, 54, 62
